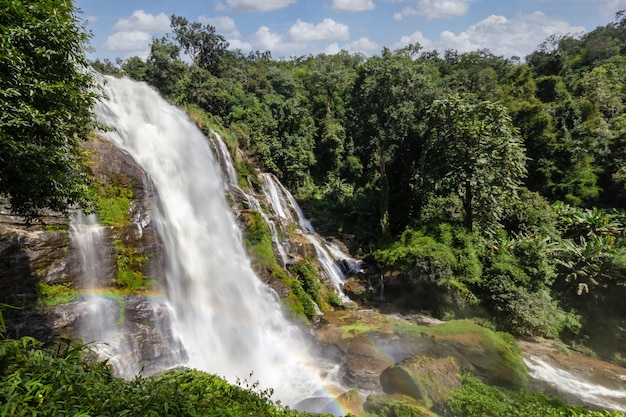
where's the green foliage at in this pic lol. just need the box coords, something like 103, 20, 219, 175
289, 262, 322, 305
448, 374, 622, 417
114, 249, 149, 293
0, 0, 98, 220
242, 211, 314, 320
170, 15, 228, 74
327, 292, 343, 308
0, 336, 329, 417
421, 94, 527, 233
90, 181, 132, 227
36, 282, 77, 306
375, 226, 482, 315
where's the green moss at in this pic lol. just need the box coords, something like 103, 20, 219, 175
241, 211, 314, 322
37, 282, 77, 306
88, 181, 133, 227
341, 322, 380, 339
364, 393, 438, 417
394, 319, 527, 387
113, 241, 150, 294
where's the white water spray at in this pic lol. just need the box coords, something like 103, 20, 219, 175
94, 76, 335, 406
71, 212, 140, 378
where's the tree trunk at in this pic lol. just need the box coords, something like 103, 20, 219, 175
463, 180, 473, 231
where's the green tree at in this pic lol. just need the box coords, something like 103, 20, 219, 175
348, 49, 435, 236
421, 94, 527, 233
170, 15, 228, 74
0, 0, 98, 220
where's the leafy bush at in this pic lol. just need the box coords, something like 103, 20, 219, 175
481, 251, 568, 338
374, 226, 482, 315
0, 336, 329, 417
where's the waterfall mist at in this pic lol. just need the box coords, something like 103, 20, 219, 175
94, 76, 338, 406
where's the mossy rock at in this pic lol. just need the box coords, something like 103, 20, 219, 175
317, 311, 527, 392
364, 393, 439, 417
393, 320, 527, 388
380, 356, 461, 409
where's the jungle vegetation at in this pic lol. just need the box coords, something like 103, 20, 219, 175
1, 2, 626, 414
92, 13, 626, 364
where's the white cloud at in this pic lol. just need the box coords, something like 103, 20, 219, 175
113, 10, 170, 33
418, 0, 469, 19
199, 16, 237, 31
199, 16, 241, 38
392, 30, 434, 51
394, 12, 585, 59
228, 38, 253, 52
343, 36, 380, 54
394, 7, 419, 21
248, 26, 304, 55
223, 0, 296, 12
104, 31, 152, 55
331, 0, 375, 11
395, 0, 468, 20
324, 43, 342, 54
287, 18, 350, 42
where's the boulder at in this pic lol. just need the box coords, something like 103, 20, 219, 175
380, 356, 461, 409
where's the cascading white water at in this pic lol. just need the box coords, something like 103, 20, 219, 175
94, 76, 338, 406
525, 356, 626, 412
261, 173, 295, 224
70, 212, 140, 378
259, 173, 354, 300
211, 131, 238, 186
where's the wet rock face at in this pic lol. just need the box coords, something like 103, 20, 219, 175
0, 135, 163, 345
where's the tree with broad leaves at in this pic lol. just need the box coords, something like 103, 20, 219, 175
421, 94, 527, 233
0, 0, 98, 221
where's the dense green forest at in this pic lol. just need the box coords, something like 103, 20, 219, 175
93, 13, 626, 364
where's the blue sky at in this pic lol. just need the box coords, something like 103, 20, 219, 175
75, 0, 626, 62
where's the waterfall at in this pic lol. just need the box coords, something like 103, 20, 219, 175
94, 76, 337, 406
259, 173, 358, 301
71, 212, 140, 378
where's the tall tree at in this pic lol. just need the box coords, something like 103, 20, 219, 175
170, 15, 228, 75
421, 94, 527, 232
347, 49, 436, 236
0, 0, 97, 220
